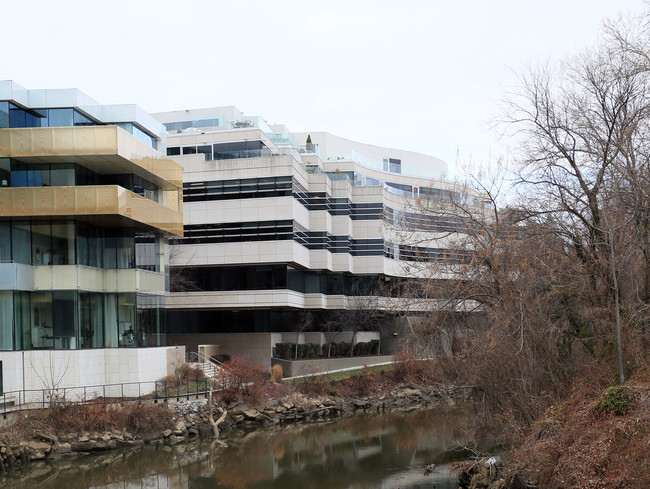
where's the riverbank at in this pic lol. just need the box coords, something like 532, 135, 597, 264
8, 358, 647, 489
0, 406, 485, 489
0, 382, 467, 476
450, 374, 650, 489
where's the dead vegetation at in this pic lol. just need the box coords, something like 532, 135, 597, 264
501, 373, 650, 488
13, 401, 175, 436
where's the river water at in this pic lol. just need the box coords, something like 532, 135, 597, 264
2, 408, 488, 489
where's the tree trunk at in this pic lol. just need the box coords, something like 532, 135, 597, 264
208, 387, 228, 437
609, 232, 625, 385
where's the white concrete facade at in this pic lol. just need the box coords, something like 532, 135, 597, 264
155, 106, 481, 349
0, 346, 184, 401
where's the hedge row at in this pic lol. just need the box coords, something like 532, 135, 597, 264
273, 341, 379, 359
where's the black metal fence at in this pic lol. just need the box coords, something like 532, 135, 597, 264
0, 377, 215, 419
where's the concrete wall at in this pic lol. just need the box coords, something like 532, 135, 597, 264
0, 346, 184, 399
168, 331, 387, 369
272, 354, 393, 378
168, 333, 278, 369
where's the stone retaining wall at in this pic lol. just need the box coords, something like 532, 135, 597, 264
0, 384, 467, 474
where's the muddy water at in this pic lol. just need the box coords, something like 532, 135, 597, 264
1, 408, 490, 489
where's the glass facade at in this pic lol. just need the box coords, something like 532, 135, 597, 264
163, 117, 220, 132
0, 290, 165, 351
171, 264, 410, 297
0, 220, 162, 271
0, 159, 160, 203
166, 309, 309, 334
116, 123, 158, 150
0, 102, 158, 149
0, 102, 97, 129
167, 140, 271, 161
1, 91, 172, 354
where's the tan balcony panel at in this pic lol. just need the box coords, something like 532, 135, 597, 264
0, 126, 182, 189
0, 185, 182, 236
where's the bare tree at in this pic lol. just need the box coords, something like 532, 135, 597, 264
500, 10, 650, 385
30, 352, 71, 405
169, 240, 201, 292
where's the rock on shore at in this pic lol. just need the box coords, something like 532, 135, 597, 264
0, 384, 466, 473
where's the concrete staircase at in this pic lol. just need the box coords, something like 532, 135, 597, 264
187, 351, 225, 384
188, 361, 221, 379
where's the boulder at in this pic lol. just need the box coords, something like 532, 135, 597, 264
71, 441, 96, 452
390, 388, 422, 398
93, 440, 117, 451
115, 439, 144, 448
53, 443, 71, 454
26, 441, 51, 453
165, 435, 184, 445
140, 432, 163, 443
34, 432, 58, 444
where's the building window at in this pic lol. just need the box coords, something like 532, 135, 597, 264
0, 292, 13, 351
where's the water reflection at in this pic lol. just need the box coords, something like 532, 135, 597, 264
2, 408, 482, 489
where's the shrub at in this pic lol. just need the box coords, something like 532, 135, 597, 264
118, 402, 175, 433
390, 350, 434, 384
354, 341, 374, 356
176, 363, 206, 380
297, 369, 333, 396
342, 367, 374, 397
21, 401, 174, 435
275, 343, 324, 359
218, 356, 268, 405
308, 343, 321, 358
156, 363, 209, 394
277, 343, 295, 359
595, 386, 631, 416
270, 364, 283, 382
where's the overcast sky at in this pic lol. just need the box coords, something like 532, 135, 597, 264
2, 0, 647, 174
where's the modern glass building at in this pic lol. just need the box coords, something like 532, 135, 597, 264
0, 81, 184, 394
154, 107, 483, 366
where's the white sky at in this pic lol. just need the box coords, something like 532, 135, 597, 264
2, 0, 647, 174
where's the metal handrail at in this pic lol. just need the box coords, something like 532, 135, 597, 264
186, 350, 226, 369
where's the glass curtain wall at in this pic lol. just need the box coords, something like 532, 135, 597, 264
30, 292, 54, 349
1, 221, 152, 269
104, 294, 119, 347
79, 293, 103, 349
0, 292, 13, 350
118, 293, 136, 347
52, 291, 76, 349
135, 234, 160, 272
0, 291, 157, 350
13, 291, 30, 350
11, 222, 31, 264
0, 221, 10, 261
136, 294, 164, 347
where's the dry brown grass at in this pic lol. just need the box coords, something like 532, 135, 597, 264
295, 356, 441, 398
217, 357, 290, 405
15, 401, 175, 435
502, 371, 650, 488
270, 364, 283, 383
